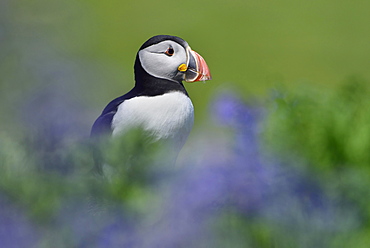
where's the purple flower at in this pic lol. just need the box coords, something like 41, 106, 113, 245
0, 197, 39, 248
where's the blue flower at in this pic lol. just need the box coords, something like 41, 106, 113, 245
0, 197, 39, 248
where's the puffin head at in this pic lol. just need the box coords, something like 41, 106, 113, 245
135, 35, 211, 83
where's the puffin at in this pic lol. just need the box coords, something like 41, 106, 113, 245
91, 35, 211, 173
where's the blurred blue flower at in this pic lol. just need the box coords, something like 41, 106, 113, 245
0, 197, 39, 248
211, 92, 259, 127
134, 91, 356, 246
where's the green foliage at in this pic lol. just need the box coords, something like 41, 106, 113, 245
94, 129, 173, 214
264, 77, 370, 237
265, 77, 370, 170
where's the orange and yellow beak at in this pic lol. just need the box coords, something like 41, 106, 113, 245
180, 48, 211, 82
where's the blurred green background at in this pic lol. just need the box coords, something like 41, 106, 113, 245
1, 0, 370, 132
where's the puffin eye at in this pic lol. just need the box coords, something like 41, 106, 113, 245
164, 46, 175, 56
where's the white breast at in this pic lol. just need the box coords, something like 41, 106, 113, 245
111, 91, 194, 145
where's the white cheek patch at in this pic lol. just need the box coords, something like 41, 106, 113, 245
138, 41, 187, 81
